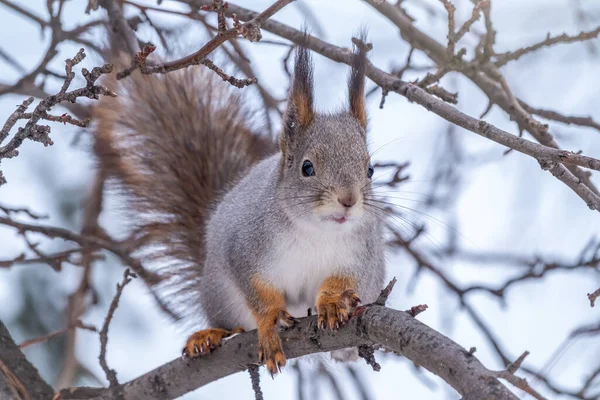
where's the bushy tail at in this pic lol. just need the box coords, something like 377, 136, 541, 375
93, 59, 276, 318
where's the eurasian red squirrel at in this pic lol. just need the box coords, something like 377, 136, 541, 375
94, 39, 386, 376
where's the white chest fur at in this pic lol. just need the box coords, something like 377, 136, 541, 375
264, 224, 359, 317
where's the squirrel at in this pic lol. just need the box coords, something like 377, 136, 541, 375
93, 40, 386, 376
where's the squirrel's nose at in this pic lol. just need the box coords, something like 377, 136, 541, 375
338, 194, 357, 208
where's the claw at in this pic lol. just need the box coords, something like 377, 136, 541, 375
277, 310, 300, 329
183, 327, 244, 359
317, 288, 361, 332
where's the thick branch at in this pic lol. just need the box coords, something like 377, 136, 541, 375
0, 321, 54, 399
62, 305, 518, 400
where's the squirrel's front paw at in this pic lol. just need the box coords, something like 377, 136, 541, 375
317, 289, 361, 330
182, 327, 244, 358
258, 330, 286, 376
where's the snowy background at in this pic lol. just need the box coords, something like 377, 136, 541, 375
1, 0, 599, 399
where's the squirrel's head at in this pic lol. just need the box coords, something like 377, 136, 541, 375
278, 40, 374, 232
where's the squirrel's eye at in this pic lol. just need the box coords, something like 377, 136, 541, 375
302, 160, 315, 177
367, 164, 374, 179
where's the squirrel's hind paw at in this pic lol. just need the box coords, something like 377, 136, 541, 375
182, 327, 244, 358
259, 338, 287, 377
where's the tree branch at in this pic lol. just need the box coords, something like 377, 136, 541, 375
99, 269, 137, 389
0, 321, 54, 400
0, 215, 160, 285
495, 26, 600, 66
118, 0, 296, 77
56, 305, 519, 400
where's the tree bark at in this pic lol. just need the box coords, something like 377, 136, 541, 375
0, 321, 55, 400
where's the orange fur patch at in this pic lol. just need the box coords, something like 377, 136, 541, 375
292, 92, 314, 128
316, 276, 361, 330
350, 96, 367, 129
250, 276, 289, 375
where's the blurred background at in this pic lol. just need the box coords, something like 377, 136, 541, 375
1, 0, 599, 399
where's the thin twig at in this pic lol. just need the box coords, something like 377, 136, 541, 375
0, 215, 161, 285
99, 269, 137, 388
454, 1, 486, 43
248, 365, 263, 400
0, 49, 115, 186
201, 58, 257, 88
374, 277, 397, 306
406, 304, 429, 317
495, 26, 600, 66
491, 351, 548, 400
358, 345, 381, 372
520, 101, 600, 133
19, 321, 97, 349
588, 287, 600, 307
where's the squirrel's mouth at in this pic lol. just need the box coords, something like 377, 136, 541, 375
322, 214, 349, 224
330, 216, 347, 224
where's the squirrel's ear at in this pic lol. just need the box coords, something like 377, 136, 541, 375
281, 45, 314, 161
284, 45, 314, 133
348, 34, 368, 130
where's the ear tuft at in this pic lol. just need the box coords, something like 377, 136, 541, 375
281, 41, 315, 158
348, 32, 369, 129
289, 45, 315, 128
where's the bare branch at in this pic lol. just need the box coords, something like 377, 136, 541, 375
0, 49, 115, 186
0, 0, 47, 29
520, 101, 600, 133
454, 1, 486, 43
200, 58, 258, 88
491, 352, 548, 400
100, 0, 141, 55
439, 0, 456, 55
99, 269, 137, 388
248, 365, 263, 400
0, 215, 160, 285
0, 321, 54, 400
123, 0, 296, 77
495, 26, 600, 67
374, 277, 397, 305
18, 321, 97, 349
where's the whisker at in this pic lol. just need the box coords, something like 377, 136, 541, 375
364, 202, 445, 250
364, 196, 432, 206
368, 136, 405, 159
367, 200, 477, 250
